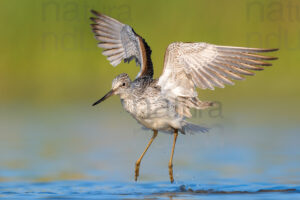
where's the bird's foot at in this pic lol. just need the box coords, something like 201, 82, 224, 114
168, 163, 174, 183
135, 161, 140, 181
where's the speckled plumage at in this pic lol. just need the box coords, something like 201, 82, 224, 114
120, 76, 181, 132
90, 11, 278, 133
109, 74, 208, 133
90, 10, 278, 183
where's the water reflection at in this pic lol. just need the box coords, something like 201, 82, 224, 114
0, 181, 299, 199
0, 105, 299, 199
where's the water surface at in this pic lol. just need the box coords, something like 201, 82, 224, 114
0, 106, 299, 199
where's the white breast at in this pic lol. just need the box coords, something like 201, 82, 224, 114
121, 98, 183, 131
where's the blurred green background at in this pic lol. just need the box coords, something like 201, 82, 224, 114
0, 0, 298, 109
0, 0, 299, 182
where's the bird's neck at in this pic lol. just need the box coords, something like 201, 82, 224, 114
119, 93, 130, 100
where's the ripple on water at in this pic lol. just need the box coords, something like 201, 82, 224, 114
0, 181, 300, 200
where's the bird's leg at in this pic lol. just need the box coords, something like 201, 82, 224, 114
169, 129, 178, 183
135, 130, 158, 181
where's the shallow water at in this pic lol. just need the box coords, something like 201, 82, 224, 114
0, 106, 299, 199
1, 181, 300, 199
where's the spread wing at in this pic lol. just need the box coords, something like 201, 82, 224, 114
158, 42, 278, 98
90, 10, 153, 78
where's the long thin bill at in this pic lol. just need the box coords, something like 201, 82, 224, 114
92, 90, 114, 106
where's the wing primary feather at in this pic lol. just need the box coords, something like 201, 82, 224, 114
203, 67, 234, 86
92, 25, 119, 36
106, 52, 125, 62
213, 60, 255, 76
93, 12, 123, 26
90, 19, 121, 31
102, 48, 123, 56
197, 68, 225, 89
110, 59, 122, 67
191, 71, 208, 89
94, 36, 120, 43
91, 10, 123, 28
218, 58, 267, 71
190, 66, 214, 90
97, 42, 122, 49
93, 31, 119, 39
215, 58, 259, 72
188, 64, 208, 89
221, 58, 265, 71
159, 42, 278, 106
190, 71, 206, 89
90, 17, 123, 32
218, 56, 271, 66
219, 51, 278, 61
216, 45, 279, 53
218, 58, 266, 71
201, 68, 225, 88
97, 17, 123, 29
209, 63, 245, 80
90, 10, 153, 78
188, 57, 224, 88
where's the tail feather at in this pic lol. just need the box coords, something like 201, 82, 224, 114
181, 122, 210, 134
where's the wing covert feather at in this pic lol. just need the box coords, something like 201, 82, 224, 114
158, 42, 278, 98
90, 10, 153, 78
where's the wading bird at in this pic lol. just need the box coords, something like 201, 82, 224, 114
90, 10, 278, 183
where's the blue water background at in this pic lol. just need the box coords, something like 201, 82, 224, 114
0, 106, 299, 199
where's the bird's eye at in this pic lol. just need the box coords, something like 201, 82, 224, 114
122, 83, 126, 86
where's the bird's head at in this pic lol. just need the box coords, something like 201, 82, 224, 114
92, 73, 131, 106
